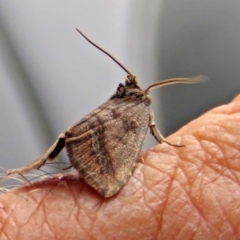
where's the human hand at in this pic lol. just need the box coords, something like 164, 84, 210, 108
1, 95, 240, 239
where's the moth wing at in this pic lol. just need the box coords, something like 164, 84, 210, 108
65, 100, 149, 197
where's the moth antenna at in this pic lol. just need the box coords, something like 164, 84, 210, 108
145, 75, 208, 94
76, 28, 132, 75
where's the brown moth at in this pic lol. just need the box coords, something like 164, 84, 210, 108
7, 29, 207, 197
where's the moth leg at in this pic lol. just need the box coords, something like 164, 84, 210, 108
7, 132, 67, 175
62, 165, 73, 171
65, 132, 88, 143
149, 111, 184, 147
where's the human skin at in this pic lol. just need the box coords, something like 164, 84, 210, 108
1, 95, 240, 240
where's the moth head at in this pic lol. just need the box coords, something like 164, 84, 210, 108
114, 74, 149, 102
122, 75, 152, 105
115, 74, 141, 96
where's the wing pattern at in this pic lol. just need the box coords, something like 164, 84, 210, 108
65, 94, 150, 197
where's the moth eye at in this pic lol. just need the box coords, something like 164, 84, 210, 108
117, 83, 124, 90
116, 84, 126, 97
65, 131, 71, 137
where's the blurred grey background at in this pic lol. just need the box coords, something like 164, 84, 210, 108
0, 1, 239, 171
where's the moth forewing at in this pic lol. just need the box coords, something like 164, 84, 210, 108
65, 81, 150, 197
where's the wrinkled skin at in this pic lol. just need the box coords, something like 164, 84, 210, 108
1, 95, 240, 240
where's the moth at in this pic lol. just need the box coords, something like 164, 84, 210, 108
7, 29, 207, 197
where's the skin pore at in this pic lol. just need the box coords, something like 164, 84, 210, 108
1, 95, 240, 239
